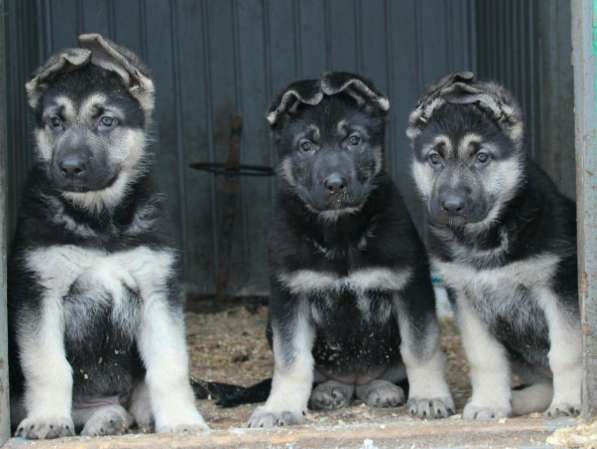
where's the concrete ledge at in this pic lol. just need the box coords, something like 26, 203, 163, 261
2, 417, 576, 449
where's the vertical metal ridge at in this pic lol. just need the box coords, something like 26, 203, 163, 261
323, 0, 331, 70
383, 0, 394, 173
139, 0, 148, 61
261, 0, 275, 210
445, 0, 453, 70
231, 0, 250, 281
199, 0, 219, 288
413, 0, 423, 90
76, 0, 83, 34
107, 0, 116, 38
169, 0, 189, 277
354, 0, 362, 73
292, 0, 302, 76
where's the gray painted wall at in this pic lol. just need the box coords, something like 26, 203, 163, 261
475, 0, 575, 199
5, 0, 475, 296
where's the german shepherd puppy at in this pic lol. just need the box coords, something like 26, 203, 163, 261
407, 72, 580, 419
247, 73, 454, 428
8, 34, 206, 438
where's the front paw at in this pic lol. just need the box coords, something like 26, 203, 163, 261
15, 416, 75, 439
408, 397, 455, 419
248, 406, 304, 428
361, 381, 405, 408
81, 405, 133, 436
463, 402, 511, 420
545, 402, 580, 418
310, 382, 353, 410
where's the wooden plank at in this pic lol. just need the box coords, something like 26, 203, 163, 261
571, 0, 597, 419
0, 0, 10, 443
1, 417, 574, 449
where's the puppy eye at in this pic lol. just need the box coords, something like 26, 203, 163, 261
428, 152, 443, 167
48, 115, 63, 130
348, 134, 361, 146
299, 139, 314, 153
476, 151, 491, 165
98, 116, 118, 130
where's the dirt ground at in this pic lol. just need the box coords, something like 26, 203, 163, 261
186, 299, 472, 430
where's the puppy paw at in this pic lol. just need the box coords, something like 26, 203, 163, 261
81, 405, 133, 437
15, 416, 75, 439
361, 381, 405, 408
408, 397, 455, 419
248, 406, 304, 428
463, 402, 510, 420
310, 382, 353, 410
155, 413, 209, 434
545, 402, 580, 418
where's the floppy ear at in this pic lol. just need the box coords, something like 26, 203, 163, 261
406, 71, 474, 140
407, 72, 523, 146
266, 79, 323, 126
320, 72, 390, 113
78, 33, 155, 116
25, 48, 92, 108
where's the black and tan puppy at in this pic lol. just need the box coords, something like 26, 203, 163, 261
246, 73, 454, 428
8, 34, 206, 438
407, 72, 580, 419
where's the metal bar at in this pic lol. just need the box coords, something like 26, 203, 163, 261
0, 0, 10, 442
571, 0, 597, 419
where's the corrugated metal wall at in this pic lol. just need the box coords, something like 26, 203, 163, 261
5, 0, 476, 297
475, 0, 575, 199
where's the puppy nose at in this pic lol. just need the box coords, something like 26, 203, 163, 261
59, 155, 87, 178
323, 173, 347, 194
441, 194, 465, 213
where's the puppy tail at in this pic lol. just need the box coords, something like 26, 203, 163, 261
190, 376, 272, 408
511, 382, 553, 415
214, 378, 272, 408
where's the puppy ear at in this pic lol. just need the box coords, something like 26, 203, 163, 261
78, 33, 155, 116
406, 71, 474, 140
25, 48, 92, 108
266, 79, 324, 126
321, 72, 390, 113
407, 72, 523, 146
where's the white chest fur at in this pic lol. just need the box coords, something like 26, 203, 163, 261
26, 245, 175, 310
433, 254, 560, 331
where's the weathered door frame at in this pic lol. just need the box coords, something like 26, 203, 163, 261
0, 0, 596, 446
0, 0, 10, 444
572, 0, 597, 419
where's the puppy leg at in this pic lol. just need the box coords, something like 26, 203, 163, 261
355, 380, 405, 408
15, 296, 75, 439
128, 381, 154, 432
537, 289, 582, 417
456, 294, 512, 420
137, 299, 207, 433
395, 284, 454, 419
310, 381, 354, 410
248, 299, 314, 428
